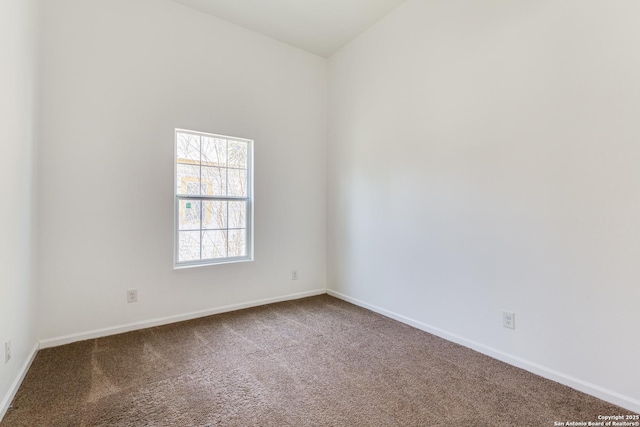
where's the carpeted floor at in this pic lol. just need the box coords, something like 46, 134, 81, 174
1, 295, 632, 426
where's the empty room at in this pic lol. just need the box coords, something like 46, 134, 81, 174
1, 0, 639, 425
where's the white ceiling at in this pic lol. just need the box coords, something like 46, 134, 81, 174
172, 0, 406, 58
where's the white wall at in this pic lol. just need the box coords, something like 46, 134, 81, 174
328, 0, 640, 412
0, 0, 40, 416
38, 0, 327, 341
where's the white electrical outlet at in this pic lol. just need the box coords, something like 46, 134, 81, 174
502, 311, 515, 329
127, 289, 138, 303
5, 340, 11, 364
292, 270, 298, 280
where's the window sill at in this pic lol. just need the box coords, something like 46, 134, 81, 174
173, 257, 253, 270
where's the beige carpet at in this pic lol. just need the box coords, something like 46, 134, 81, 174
1, 295, 632, 426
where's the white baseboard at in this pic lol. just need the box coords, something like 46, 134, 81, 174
327, 289, 640, 414
39, 289, 326, 349
0, 342, 39, 423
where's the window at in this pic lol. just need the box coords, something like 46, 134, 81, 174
175, 129, 253, 267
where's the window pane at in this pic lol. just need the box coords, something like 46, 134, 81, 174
177, 133, 200, 165
228, 229, 246, 257
202, 137, 227, 167
178, 231, 201, 262
203, 201, 227, 230
228, 169, 247, 197
179, 200, 201, 230
177, 164, 200, 195
202, 166, 226, 196
229, 201, 246, 229
228, 140, 247, 169
202, 230, 227, 259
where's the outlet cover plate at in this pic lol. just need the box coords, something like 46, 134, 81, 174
502, 311, 515, 329
127, 289, 138, 303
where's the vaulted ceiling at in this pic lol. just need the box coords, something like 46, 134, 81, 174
171, 0, 406, 58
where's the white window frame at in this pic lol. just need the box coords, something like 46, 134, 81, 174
174, 129, 254, 268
